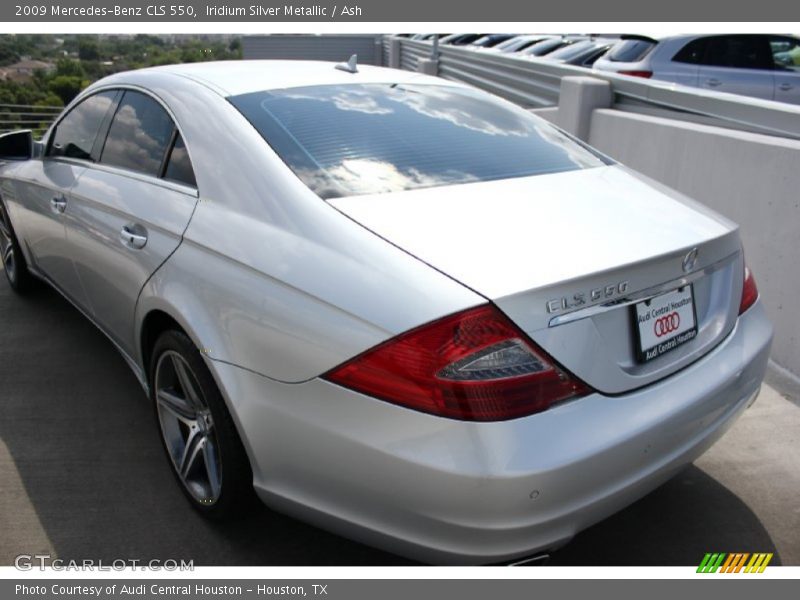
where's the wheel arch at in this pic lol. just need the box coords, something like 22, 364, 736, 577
135, 278, 218, 368
136, 298, 259, 478
139, 309, 186, 380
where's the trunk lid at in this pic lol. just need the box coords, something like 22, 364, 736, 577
328, 165, 743, 394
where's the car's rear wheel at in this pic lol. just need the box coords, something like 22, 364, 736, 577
0, 199, 35, 293
150, 330, 255, 518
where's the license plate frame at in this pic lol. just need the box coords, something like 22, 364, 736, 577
632, 285, 698, 363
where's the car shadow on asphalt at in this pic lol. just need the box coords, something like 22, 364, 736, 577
0, 280, 781, 567
548, 465, 782, 566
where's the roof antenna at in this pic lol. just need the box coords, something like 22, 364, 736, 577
335, 54, 358, 74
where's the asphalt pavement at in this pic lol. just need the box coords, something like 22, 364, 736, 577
1, 278, 798, 566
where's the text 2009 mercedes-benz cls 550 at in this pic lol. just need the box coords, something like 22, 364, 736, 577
0, 60, 772, 564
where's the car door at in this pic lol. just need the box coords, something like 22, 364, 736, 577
7, 90, 118, 308
769, 35, 800, 105
697, 35, 775, 100
662, 37, 707, 87
63, 89, 199, 358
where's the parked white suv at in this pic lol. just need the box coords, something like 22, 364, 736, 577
593, 34, 800, 104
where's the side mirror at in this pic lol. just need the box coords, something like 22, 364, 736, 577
0, 129, 36, 161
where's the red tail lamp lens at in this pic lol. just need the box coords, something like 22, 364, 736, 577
324, 304, 590, 421
739, 265, 759, 315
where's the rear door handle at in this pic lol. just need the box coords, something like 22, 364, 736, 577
50, 195, 67, 214
706, 78, 722, 87
120, 224, 148, 250
778, 82, 794, 91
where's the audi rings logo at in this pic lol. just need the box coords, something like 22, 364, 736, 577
654, 312, 681, 337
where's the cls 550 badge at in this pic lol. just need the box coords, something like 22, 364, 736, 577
547, 280, 630, 313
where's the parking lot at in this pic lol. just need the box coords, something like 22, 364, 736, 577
1, 278, 799, 567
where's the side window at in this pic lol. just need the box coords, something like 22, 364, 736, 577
163, 133, 197, 188
673, 38, 707, 65
48, 91, 117, 161
100, 90, 174, 177
702, 35, 774, 70
770, 36, 800, 72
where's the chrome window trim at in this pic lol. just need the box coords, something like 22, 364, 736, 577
83, 159, 197, 198
46, 83, 200, 196
45, 89, 120, 163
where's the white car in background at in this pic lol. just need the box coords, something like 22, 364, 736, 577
593, 34, 800, 104
539, 38, 619, 67
517, 36, 585, 59
485, 35, 558, 54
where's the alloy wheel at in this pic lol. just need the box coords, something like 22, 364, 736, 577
155, 350, 222, 505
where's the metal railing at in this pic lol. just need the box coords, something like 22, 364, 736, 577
398, 39, 430, 72
387, 37, 800, 141
0, 103, 61, 136
382, 35, 392, 63
438, 44, 563, 108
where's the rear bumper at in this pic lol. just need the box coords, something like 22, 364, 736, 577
210, 301, 772, 564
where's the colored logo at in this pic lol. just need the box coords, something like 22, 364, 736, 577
654, 312, 681, 337
697, 552, 773, 573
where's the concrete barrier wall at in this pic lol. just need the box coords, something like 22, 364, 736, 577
583, 109, 800, 377
389, 42, 799, 375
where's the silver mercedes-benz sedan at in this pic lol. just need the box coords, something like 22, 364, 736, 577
0, 60, 773, 565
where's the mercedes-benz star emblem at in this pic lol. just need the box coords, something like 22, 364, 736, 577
682, 247, 699, 273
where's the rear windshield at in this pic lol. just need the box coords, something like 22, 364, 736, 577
606, 39, 655, 62
546, 40, 596, 61
522, 39, 568, 56
514, 38, 548, 52
230, 84, 604, 199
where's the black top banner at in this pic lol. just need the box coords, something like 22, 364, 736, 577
3, 0, 799, 22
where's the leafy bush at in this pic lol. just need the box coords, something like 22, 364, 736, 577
0, 34, 242, 106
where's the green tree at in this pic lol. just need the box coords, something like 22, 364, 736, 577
34, 93, 63, 107
0, 46, 19, 66
47, 75, 85, 104
55, 58, 85, 78
78, 38, 100, 61
0, 34, 244, 108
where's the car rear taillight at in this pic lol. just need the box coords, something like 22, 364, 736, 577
739, 265, 759, 315
323, 304, 590, 421
618, 70, 653, 78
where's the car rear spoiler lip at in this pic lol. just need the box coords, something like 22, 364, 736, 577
619, 34, 659, 43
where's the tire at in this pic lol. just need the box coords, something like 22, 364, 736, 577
0, 199, 35, 293
149, 329, 256, 519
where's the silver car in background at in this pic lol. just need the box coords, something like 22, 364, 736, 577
594, 34, 800, 104
0, 61, 773, 564
484, 34, 558, 54
516, 36, 583, 59
538, 38, 618, 67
